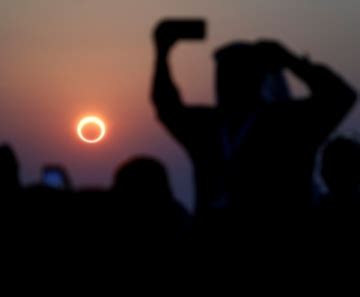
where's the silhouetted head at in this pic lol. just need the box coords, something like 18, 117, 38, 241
0, 144, 20, 191
215, 42, 268, 112
322, 137, 360, 196
113, 157, 174, 206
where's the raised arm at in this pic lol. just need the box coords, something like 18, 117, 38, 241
152, 23, 184, 124
286, 52, 356, 106
257, 41, 357, 133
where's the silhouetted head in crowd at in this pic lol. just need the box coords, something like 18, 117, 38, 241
215, 42, 269, 113
113, 157, 174, 207
113, 157, 189, 240
0, 144, 20, 191
322, 137, 360, 198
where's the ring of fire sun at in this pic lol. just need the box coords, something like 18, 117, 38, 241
77, 116, 107, 144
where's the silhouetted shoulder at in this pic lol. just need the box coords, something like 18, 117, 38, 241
186, 106, 219, 121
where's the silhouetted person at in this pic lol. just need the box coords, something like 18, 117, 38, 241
225, 42, 357, 211
0, 144, 20, 194
113, 157, 190, 240
152, 20, 357, 213
315, 137, 360, 248
321, 137, 360, 208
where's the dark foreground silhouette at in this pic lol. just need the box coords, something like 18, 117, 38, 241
0, 20, 359, 260
153, 27, 356, 214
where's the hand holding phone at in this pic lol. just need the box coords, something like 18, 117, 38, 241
42, 166, 70, 190
154, 19, 206, 54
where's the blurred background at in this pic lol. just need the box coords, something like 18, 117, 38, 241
0, 0, 359, 211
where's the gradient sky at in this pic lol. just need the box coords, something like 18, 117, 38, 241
0, 0, 359, 210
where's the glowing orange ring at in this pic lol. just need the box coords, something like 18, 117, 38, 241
77, 116, 106, 144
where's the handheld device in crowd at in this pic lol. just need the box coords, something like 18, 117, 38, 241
156, 19, 206, 41
42, 166, 68, 190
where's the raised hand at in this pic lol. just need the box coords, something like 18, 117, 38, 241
154, 21, 179, 55
154, 19, 205, 55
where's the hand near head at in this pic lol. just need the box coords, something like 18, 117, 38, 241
154, 19, 205, 56
255, 40, 295, 70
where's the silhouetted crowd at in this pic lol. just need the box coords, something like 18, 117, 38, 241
1, 21, 359, 254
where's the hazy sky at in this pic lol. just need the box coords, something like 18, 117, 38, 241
0, 0, 359, 210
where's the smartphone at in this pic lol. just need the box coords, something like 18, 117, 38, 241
42, 166, 68, 190
156, 19, 206, 41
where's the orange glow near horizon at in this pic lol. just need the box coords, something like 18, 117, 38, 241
77, 116, 107, 144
